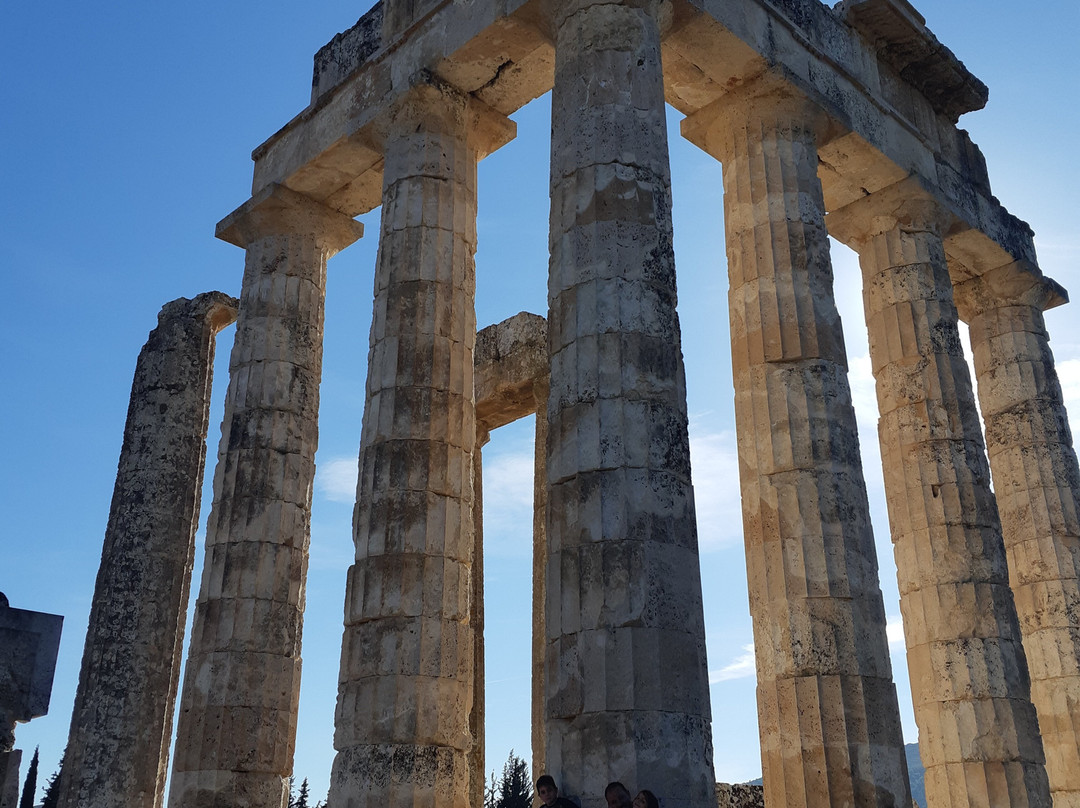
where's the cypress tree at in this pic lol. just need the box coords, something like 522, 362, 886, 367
18, 746, 39, 808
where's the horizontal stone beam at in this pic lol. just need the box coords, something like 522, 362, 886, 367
475, 311, 547, 433
234, 0, 1055, 292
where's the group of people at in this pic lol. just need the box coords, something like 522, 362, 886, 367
536, 775, 660, 808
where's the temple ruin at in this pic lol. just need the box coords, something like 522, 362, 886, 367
55, 0, 1080, 806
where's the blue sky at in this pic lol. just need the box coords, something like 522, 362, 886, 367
3, 0, 1078, 803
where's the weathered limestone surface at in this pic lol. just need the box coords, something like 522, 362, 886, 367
714, 783, 765, 808
58, 293, 238, 808
0, 597, 63, 808
828, 179, 1051, 808
954, 265, 1080, 808
328, 83, 512, 808
169, 185, 363, 808
545, 1, 714, 805
684, 81, 911, 808
0, 750, 17, 808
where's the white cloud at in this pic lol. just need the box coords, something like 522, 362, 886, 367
316, 456, 359, 503
481, 441, 537, 559
688, 428, 743, 552
710, 642, 756, 683
886, 614, 906, 647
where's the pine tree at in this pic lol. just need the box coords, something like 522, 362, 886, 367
288, 775, 297, 808
19, 746, 39, 808
296, 778, 310, 808
493, 750, 532, 808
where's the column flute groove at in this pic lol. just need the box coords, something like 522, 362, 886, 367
682, 81, 911, 808
328, 83, 514, 808
169, 185, 362, 808
955, 265, 1080, 808
546, 1, 715, 805
829, 178, 1051, 808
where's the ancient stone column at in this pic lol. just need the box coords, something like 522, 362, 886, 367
471, 428, 489, 808
828, 178, 1051, 808
681, 82, 911, 808
531, 377, 549, 787
545, 1, 715, 805
58, 293, 237, 808
168, 184, 363, 808
328, 83, 513, 808
954, 264, 1080, 808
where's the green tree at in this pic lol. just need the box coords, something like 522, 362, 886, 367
296, 778, 310, 808
19, 746, 39, 808
492, 750, 532, 808
41, 763, 62, 808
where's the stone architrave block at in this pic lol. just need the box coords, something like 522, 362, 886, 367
0, 601, 64, 731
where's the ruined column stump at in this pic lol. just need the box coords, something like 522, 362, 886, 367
545, 1, 715, 805
955, 266, 1080, 808
683, 83, 912, 808
168, 185, 363, 808
829, 180, 1051, 808
58, 293, 237, 808
328, 84, 513, 808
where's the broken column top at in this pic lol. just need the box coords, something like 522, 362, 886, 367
0, 595, 63, 723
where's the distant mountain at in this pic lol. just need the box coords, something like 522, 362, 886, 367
741, 743, 926, 807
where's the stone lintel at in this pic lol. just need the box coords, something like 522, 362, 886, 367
827, 175, 954, 245
828, 176, 1048, 297
475, 312, 548, 432
680, 75, 836, 159
246, 0, 1034, 276
838, 0, 988, 122
0, 603, 63, 723
311, 3, 384, 104
376, 78, 517, 161
953, 260, 1069, 321
215, 183, 364, 252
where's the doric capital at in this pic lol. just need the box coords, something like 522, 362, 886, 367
215, 183, 364, 254
375, 78, 516, 162
826, 175, 954, 249
952, 259, 1068, 322
681, 75, 835, 161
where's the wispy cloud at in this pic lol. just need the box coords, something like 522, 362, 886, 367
688, 428, 743, 552
886, 614, 905, 647
710, 642, 756, 683
316, 456, 359, 503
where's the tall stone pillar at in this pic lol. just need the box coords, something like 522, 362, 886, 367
471, 428, 489, 808
169, 184, 363, 808
682, 82, 911, 808
545, 2, 715, 805
828, 178, 1051, 808
531, 378, 549, 787
59, 293, 237, 808
328, 83, 513, 808
954, 264, 1080, 808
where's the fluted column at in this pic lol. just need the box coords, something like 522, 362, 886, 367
329, 83, 513, 808
60, 293, 237, 808
169, 185, 363, 808
829, 178, 1051, 808
955, 265, 1080, 808
471, 428, 489, 808
546, 2, 715, 805
531, 378, 550, 787
682, 83, 911, 808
